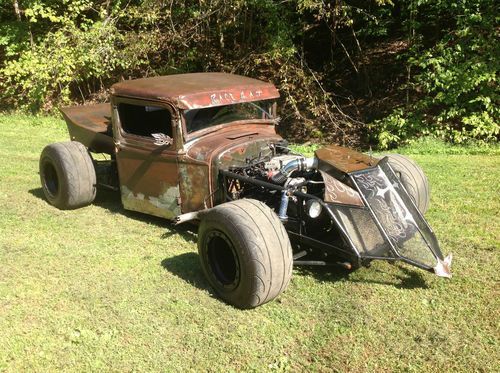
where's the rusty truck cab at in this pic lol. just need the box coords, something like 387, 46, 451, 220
107, 73, 281, 219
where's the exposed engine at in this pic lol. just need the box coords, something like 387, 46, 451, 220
227, 141, 316, 181
226, 141, 325, 224
218, 140, 451, 278
229, 142, 316, 184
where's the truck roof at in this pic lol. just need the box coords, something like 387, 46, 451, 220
110, 72, 280, 110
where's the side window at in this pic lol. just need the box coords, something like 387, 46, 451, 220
117, 103, 173, 139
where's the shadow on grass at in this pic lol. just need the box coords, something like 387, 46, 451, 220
161, 224, 198, 244
29, 186, 124, 212
295, 262, 429, 290
349, 264, 429, 289
28, 187, 46, 200
294, 265, 352, 283
393, 266, 429, 289
92, 189, 200, 241
29, 187, 188, 233
93, 187, 123, 213
161, 252, 211, 292
30, 187, 428, 290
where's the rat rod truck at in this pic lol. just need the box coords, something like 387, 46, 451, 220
39, 72, 452, 309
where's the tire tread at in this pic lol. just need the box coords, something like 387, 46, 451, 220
198, 198, 293, 309
39, 141, 96, 209
385, 154, 430, 214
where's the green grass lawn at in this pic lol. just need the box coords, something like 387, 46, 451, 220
0, 114, 498, 372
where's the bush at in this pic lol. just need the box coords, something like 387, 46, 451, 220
371, 0, 499, 149
0, 1, 497, 148
0, 4, 157, 111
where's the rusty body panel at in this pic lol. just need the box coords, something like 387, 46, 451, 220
314, 145, 375, 206
315, 145, 378, 175
115, 139, 181, 219
60, 104, 115, 154
180, 123, 281, 211
110, 96, 182, 219
185, 124, 278, 162
177, 160, 210, 212
111, 73, 279, 110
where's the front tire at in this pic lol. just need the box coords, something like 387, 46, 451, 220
198, 199, 293, 309
39, 141, 96, 209
385, 154, 430, 214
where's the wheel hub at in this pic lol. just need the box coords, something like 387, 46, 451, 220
206, 231, 240, 289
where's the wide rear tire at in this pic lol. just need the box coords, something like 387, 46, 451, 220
39, 141, 96, 210
385, 154, 430, 214
198, 199, 293, 309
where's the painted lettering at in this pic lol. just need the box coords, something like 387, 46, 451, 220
209, 89, 266, 105
210, 93, 219, 105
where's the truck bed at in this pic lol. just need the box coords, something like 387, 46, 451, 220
60, 103, 115, 154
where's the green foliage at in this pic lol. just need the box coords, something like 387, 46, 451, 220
1, 1, 158, 111
0, 21, 30, 56
0, 0, 498, 148
371, 0, 499, 149
289, 143, 321, 157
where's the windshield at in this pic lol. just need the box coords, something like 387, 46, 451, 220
184, 100, 274, 134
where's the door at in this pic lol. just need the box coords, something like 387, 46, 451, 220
113, 99, 181, 219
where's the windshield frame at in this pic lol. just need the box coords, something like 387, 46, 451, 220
181, 100, 277, 142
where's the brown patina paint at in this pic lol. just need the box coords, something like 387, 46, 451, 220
315, 145, 378, 175
60, 103, 114, 154
60, 73, 376, 218
183, 123, 281, 210
111, 72, 280, 109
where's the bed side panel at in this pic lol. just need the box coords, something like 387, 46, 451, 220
60, 103, 115, 154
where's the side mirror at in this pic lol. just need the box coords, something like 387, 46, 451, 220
152, 133, 173, 146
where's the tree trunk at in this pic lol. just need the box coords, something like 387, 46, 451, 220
13, 0, 22, 21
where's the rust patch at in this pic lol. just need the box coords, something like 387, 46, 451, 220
178, 161, 210, 212
316, 145, 378, 174
186, 124, 279, 163
112, 73, 279, 110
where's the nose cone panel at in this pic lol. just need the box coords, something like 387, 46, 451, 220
325, 157, 451, 276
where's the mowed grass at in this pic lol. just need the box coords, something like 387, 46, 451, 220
0, 114, 498, 372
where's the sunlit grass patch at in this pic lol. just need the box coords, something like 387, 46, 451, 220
0, 114, 498, 371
